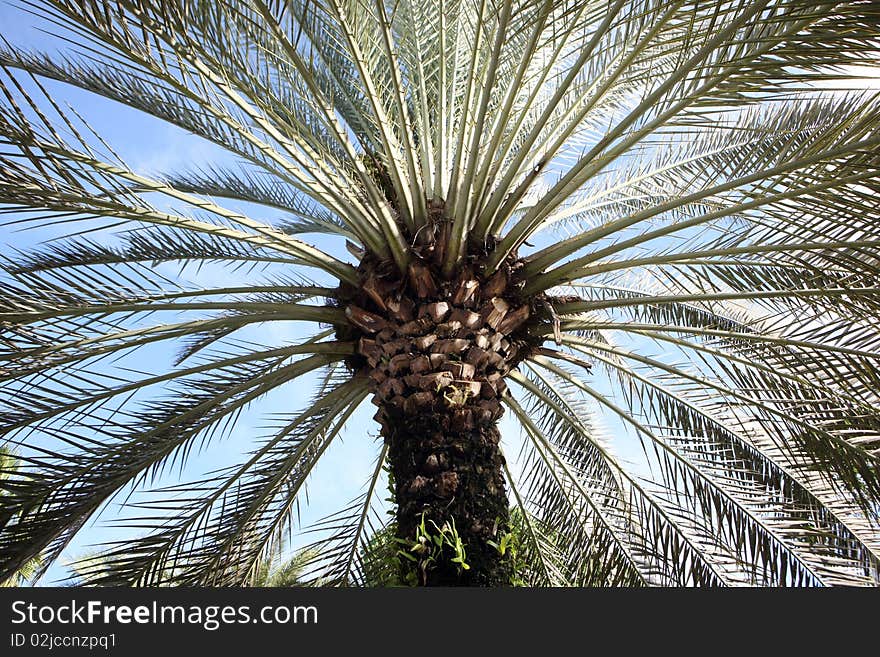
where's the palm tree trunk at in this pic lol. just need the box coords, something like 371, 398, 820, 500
379, 388, 510, 586
337, 244, 534, 585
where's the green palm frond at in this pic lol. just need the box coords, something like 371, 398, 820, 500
1, 0, 879, 586
295, 444, 391, 586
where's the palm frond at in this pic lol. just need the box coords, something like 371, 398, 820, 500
74, 373, 368, 586
295, 443, 390, 586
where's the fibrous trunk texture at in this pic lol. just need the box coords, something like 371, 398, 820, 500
335, 227, 537, 586
384, 396, 509, 585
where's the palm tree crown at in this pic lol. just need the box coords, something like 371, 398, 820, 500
1, 0, 879, 586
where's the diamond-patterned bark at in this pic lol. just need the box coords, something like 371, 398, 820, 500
334, 249, 537, 584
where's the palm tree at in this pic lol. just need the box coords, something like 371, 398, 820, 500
1, 0, 879, 587
0, 448, 42, 586
65, 543, 317, 586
